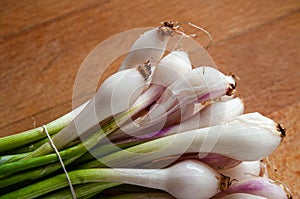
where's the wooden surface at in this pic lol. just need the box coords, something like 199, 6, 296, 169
0, 0, 299, 197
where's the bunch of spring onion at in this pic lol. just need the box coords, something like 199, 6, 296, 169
0, 22, 293, 199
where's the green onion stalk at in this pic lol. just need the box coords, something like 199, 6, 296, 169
0, 101, 87, 154
0, 69, 245, 197
0, 23, 291, 199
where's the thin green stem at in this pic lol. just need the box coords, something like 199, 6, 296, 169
8, 137, 49, 154
73, 141, 138, 167
1, 139, 81, 166
0, 153, 28, 165
0, 156, 79, 189
43, 182, 121, 199
22, 105, 136, 160
0, 108, 80, 153
12, 137, 81, 154
0, 169, 130, 199
0, 121, 118, 175
0, 142, 85, 175
78, 130, 197, 169
78, 135, 171, 169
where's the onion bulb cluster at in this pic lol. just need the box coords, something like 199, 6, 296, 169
0, 22, 292, 199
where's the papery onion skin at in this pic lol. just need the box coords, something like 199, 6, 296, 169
144, 67, 236, 127
145, 153, 241, 170
109, 97, 244, 146
118, 25, 176, 71
151, 50, 192, 87
195, 153, 242, 170
112, 50, 193, 139
114, 67, 237, 140
220, 161, 261, 182
212, 177, 290, 199
23, 65, 151, 159
217, 193, 267, 199
157, 67, 235, 112
160, 97, 244, 138
97, 113, 283, 168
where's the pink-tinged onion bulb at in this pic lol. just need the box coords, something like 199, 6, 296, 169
119, 24, 177, 71
213, 177, 291, 199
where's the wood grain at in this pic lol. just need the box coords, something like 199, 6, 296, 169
210, 12, 300, 115
1, 0, 299, 134
0, 0, 101, 39
0, 0, 299, 197
268, 102, 300, 198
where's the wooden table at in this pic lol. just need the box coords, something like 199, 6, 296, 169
0, 0, 299, 197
